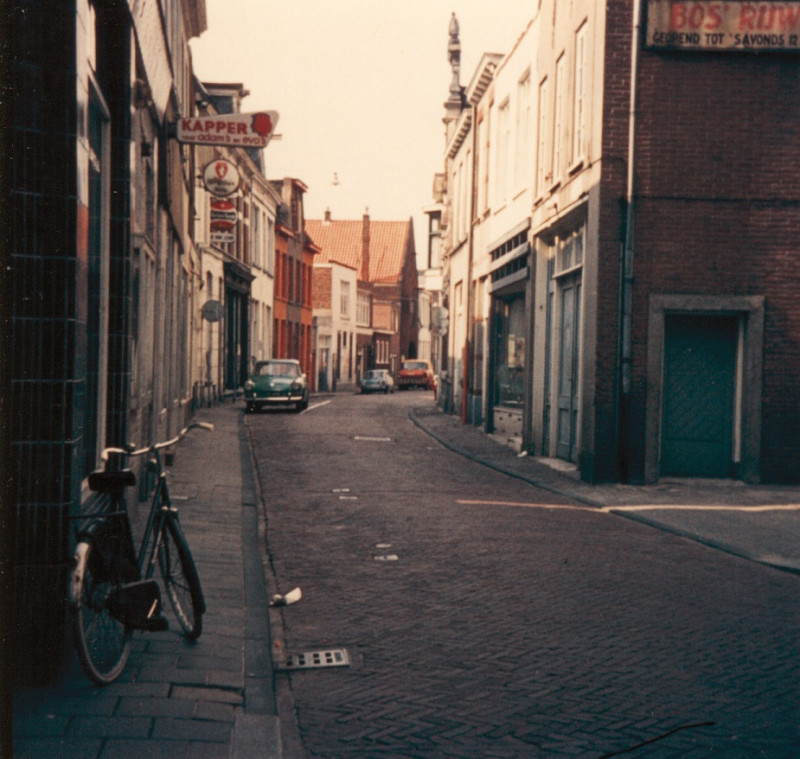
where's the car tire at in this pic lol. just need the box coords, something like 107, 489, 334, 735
246, 403, 255, 414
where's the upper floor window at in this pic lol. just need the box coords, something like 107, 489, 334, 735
496, 99, 510, 205
536, 77, 550, 195
514, 72, 531, 192
554, 54, 567, 180
340, 280, 351, 318
573, 21, 589, 163
357, 291, 370, 326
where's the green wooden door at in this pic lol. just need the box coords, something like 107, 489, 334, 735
661, 315, 738, 477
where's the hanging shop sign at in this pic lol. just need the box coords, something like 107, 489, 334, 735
201, 300, 224, 322
177, 111, 279, 147
202, 159, 240, 197
647, 0, 800, 51
209, 198, 237, 244
210, 198, 237, 231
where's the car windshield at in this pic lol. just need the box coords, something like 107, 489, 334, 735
256, 361, 300, 378
365, 370, 384, 379
402, 362, 427, 370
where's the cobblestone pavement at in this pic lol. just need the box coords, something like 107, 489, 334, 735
409, 405, 800, 575
13, 404, 279, 759
250, 392, 800, 758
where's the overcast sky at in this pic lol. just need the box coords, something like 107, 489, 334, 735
190, 1, 533, 261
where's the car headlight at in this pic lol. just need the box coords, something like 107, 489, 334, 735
244, 380, 255, 390
291, 381, 303, 392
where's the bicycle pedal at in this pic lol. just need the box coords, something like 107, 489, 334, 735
142, 615, 169, 632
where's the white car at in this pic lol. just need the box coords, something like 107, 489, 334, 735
360, 369, 395, 394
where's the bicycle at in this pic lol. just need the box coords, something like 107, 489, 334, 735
69, 422, 213, 685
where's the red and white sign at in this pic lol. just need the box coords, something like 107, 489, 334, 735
210, 198, 238, 232
202, 159, 240, 197
647, 0, 800, 50
177, 111, 279, 147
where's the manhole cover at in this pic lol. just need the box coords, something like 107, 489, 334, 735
280, 649, 350, 670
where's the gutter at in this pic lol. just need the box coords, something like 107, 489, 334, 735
618, 0, 643, 479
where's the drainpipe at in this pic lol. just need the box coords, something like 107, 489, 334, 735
619, 0, 643, 480
461, 103, 478, 424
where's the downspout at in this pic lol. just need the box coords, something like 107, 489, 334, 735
461, 103, 478, 424
618, 0, 642, 481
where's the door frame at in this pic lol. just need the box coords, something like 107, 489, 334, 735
645, 294, 764, 484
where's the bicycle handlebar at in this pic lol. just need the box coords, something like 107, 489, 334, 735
100, 421, 215, 462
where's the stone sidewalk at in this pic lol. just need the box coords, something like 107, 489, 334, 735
13, 404, 279, 759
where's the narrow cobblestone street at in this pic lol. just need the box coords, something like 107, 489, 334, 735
251, 392, 800, 758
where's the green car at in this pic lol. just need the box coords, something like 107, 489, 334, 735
244, 359, 309, 413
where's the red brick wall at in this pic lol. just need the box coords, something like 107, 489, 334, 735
629, 46, 800, 481
312, 267, 331, 309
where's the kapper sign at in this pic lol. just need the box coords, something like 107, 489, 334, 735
177, 111, 279, 147
646, 0, 800, 50
202, 159, 240, 197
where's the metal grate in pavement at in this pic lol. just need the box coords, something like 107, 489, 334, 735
280, 648, 350, 671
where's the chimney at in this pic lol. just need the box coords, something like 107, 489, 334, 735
361, 209, 370, 281
323, 207, 332, 224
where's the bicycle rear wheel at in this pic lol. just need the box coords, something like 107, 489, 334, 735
158, 518, 204, 640
71, 541, 132, 685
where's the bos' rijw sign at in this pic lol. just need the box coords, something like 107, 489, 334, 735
647, 0, 800, 51
177, 111, 279, 147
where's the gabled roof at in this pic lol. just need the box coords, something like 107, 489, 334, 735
368, 221, 411, 284
305, 220, 362, 271
306, 218, 412, 284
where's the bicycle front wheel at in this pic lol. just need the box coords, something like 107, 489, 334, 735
70, 541, 132, 685
158, 518, 204, 640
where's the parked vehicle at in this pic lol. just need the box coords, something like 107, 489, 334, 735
396, 360, 435, 390
360, 369, 395, 394
245, 359, 309, 412
71, 423, 212, 684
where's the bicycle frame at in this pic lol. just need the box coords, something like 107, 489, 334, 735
137, 447, 176, 580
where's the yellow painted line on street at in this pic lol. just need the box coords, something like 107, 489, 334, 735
457, 500, 800, 513
605, 504, 800, 513
457, 499, 592, 511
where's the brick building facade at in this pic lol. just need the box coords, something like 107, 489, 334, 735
435, 2, 800, 485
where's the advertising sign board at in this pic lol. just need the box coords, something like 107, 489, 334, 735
177, 111, 279, 147
202, 159, 240, 197
210, 198, 237, 232
647, 0, 800, 51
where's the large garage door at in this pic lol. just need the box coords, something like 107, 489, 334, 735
661, 314, 738, 477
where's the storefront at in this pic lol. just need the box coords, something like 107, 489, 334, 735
487, 222, 531, 445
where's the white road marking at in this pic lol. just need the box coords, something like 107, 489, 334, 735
303, 400, 332, 413
354, 435, 392, 442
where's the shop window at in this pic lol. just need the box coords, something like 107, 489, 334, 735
493, 296, 525, 408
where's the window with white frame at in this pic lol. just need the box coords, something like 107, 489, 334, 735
477, 114, 489, 213
514, 72, 531, 192
462, 149, 470, 238
267, 218, 274, 273
554, 54, 567, 180
573, 21, 589, 163
536, 77, 550, 194
340, 280, 350, 318
252, 204, 262, 268
357, 291, 370, 326
496, 98, 510, 204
